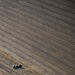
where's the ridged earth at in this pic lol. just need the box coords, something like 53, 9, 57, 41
0, 0, 75, 75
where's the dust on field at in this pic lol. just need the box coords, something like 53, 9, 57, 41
0, 49, 43, 75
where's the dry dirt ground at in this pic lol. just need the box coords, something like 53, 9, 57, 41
0, 48, 43, 75
0, 0, 75, 75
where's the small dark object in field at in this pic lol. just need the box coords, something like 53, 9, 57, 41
19, 64, 22, 68
13, 64, 22, 69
